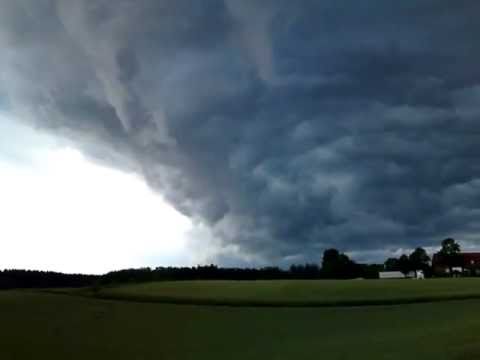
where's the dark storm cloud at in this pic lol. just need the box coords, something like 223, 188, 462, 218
2, 0, 480, 263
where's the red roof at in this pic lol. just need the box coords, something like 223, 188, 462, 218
433, 252, 480, 267
462, 253, 480, 266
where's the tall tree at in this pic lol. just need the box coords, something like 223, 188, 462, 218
321, 248, 358, 279
321, 248, 341, 277
438, 238, 461, 274
409, 247, 430, 271
398, 254, 412, 275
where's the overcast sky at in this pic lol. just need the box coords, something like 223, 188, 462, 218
2, 1, 480, 273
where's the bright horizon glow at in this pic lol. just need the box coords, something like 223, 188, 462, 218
0, 120, 195, 273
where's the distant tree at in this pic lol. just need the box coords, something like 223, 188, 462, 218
384, 257, 400, 271
398, 254, 412, 275
321, 248, 358, 279
439, 238, 461, 255
322, 249, 340, 269
438, 238, 461, 274
359, 263, 384, 279
322, 248, 342, 278
408, 247, 430, 271
289, 264, 320, 279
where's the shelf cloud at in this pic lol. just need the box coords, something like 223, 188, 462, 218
2, 1, 480, 264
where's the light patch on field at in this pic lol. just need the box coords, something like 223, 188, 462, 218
0, 115, 196, 273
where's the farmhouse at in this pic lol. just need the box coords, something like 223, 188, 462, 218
432, 252, 480, 275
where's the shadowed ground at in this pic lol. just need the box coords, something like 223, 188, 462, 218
2, 288, 480, 359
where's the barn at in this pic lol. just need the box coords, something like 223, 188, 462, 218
379, 271, 420, 279
379, 271, 405, 279
432, 252, 480, 275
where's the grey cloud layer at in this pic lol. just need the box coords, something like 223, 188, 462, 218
2, 0, 480, 263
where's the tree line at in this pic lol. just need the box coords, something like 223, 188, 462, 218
98, 238, 464, 285
99, 259, 382, 285
0, 255, 381, 289
0, 238, 468, 289
0, 269, 98, 289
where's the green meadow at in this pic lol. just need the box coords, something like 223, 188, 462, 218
94, 278, 480, 306
3, 279, 480, 359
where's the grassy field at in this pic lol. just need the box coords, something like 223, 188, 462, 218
93, 278, 480, 306
2, 287, 480, 360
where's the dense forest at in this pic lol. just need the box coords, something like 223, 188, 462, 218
0, 269, 98, 289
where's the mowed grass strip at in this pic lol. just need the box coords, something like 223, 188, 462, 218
93, 278, 480, 307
